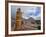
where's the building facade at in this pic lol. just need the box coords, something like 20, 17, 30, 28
14, 8, 22, 30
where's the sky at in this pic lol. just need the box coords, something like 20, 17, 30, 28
11, 5, 41, 20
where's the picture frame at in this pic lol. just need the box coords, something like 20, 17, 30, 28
5, 1, 45, 36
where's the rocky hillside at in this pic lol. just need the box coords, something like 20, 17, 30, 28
11, 17, 41, 31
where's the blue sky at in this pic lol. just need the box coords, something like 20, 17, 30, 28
11, 6, 41, 20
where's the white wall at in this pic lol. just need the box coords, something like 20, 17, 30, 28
0, 0, 46, 37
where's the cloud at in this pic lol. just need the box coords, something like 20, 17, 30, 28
22, 7, 41, 20
11, 6, 41, 20
22, 16, 30, 19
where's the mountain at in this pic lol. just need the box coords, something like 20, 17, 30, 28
22, 17, 35, 22
21, 17, 38, 30
22, 17, 40, 24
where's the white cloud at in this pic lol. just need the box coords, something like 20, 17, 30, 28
22, 9, 40, 20
22, 16, 30, 19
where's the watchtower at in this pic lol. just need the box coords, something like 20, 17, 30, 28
15, 8, 22, 30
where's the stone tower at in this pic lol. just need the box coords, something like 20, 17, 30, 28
15, 8, 22, 30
